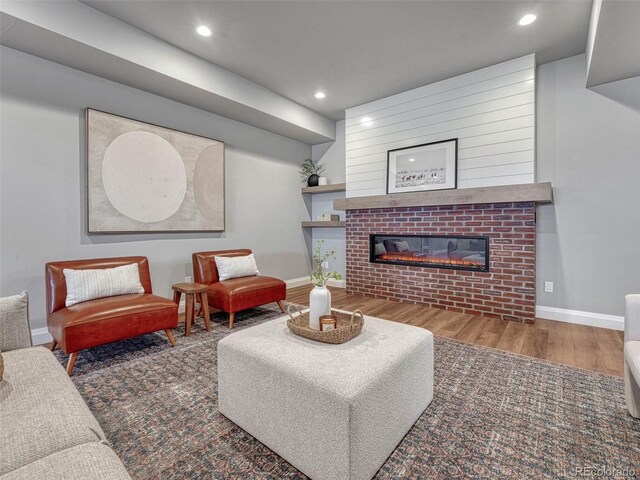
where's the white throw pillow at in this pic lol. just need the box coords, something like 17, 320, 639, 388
395, 241, 410, 252
215, 254, 260, 281
63, 263, 145, 307
374, 243, 387, 256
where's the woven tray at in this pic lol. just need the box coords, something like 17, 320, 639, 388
286, 305, 364, 344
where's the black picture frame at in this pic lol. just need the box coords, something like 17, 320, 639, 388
386, 138, 458, 194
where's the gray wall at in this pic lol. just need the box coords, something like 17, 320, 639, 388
310, 120, 346, 279
311, 120, 346, 186
536, 54, 640, 316
0, 46, 312, 331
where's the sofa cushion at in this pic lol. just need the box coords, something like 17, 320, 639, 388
0, 292, 31, 352
207, 276, 285, 312
625, 341, 640, 381
0, 347, 107, 476
48, 294, 178, 353
0, 442, 131, 480
212, 276, 284, 295
63, 263, 144, 307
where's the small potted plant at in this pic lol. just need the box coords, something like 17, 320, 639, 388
309, 240, 342, 330
299, 158, 325, 187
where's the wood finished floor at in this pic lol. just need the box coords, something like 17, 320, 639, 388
286, 285, 625, 377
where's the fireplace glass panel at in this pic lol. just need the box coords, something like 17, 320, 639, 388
370, 234, 489, 272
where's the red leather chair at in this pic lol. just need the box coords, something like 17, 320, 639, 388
192, 249, 286, 328
46, 256, 178, 375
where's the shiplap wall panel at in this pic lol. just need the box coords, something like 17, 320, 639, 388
461, 174, 534, 188
346, 104, 534, 157
347, 115, 534, 162
346, 82, 534, 141
345, 54, 535, 197
346, 100, 533, 151
459, 126, 534, 149
458, 150, 533, 170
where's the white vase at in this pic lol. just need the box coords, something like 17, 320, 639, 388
309, 285, 331, 330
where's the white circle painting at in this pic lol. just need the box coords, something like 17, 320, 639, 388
193, 144, 223, 222
102, 131, 187, 223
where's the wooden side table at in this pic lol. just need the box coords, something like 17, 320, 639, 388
172, 282, 211, 336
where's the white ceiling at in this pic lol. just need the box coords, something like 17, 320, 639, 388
82, 0, 593, 121
0, 1, 336, 143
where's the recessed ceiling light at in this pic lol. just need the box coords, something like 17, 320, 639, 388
196, 25, 212, 37
518, 14, 537, 26
315, 91, 326, 99
409, 158, 415, 162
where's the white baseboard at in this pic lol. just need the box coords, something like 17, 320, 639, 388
326, 278, 346, 288
286, 277, 311, 289
31, 327, 52, 346
286, 277, 346, 289
535, 305, 624, 331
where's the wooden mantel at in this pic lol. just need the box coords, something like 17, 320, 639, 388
333, 182, 553, 211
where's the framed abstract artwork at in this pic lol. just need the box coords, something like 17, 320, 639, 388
87, 109, 224, 233
386, 138, 458, 194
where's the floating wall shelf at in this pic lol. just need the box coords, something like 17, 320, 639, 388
301, 183, 346, 194
301, 221, 346, 228
333, 182, 553, 211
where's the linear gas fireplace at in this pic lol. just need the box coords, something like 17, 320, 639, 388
370, 234, 489, 272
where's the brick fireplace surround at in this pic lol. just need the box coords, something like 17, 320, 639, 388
346, 202, 536, 323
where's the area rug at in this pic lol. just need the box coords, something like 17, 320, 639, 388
55, 304, 640, 479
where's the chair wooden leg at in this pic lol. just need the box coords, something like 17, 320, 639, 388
165, 329, 177, 347
50, 340, 57, 352
199, 293, 211, 332
277, 300, 286, 313
229, 312, 235, 329
185, 293, 194, 336
66, 352, 78, 376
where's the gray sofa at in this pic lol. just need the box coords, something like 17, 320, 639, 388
0, 292, 131, 479
625, 294, 640, 418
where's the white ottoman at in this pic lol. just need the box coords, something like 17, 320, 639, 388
218, 313, 434, 480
